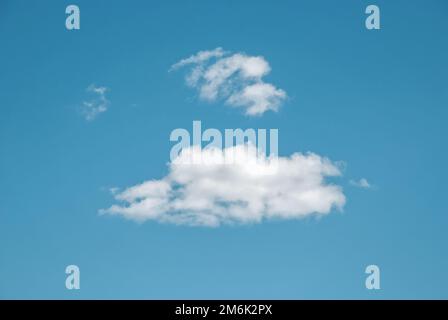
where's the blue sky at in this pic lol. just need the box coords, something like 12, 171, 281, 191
0, 0, 447, 299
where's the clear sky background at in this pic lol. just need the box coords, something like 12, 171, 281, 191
0, 0, 447, 299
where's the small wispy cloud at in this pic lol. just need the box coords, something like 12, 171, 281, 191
170, 48, 287, 116
81, 84, 110, 121
169, 47, 227, 71
350, 178, 372, 189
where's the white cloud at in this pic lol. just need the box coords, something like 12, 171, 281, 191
171, 48, 287, 116
81, 84, 109, 121
350, 178, 371, 189
169, 47, 227, 71
227, 83, 286, 116
100, 144, 346, 227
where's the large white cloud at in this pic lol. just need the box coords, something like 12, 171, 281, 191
170, 48, 287, 116
100, 145, 346, 227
